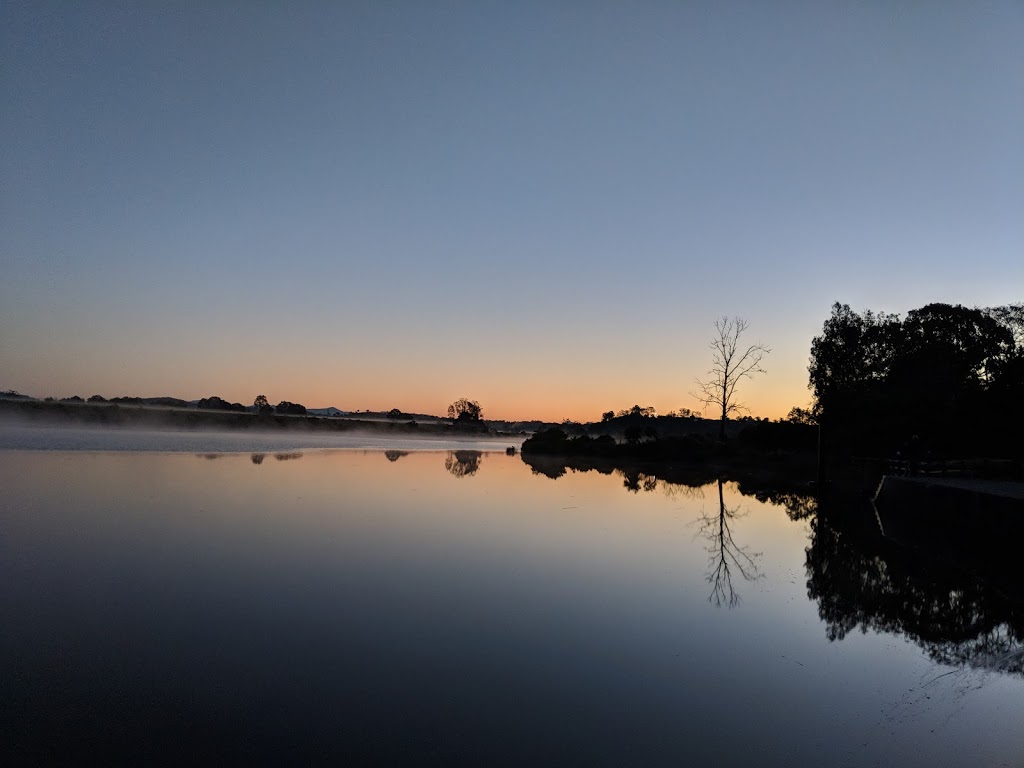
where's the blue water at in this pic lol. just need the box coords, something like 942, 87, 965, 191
2, 435, 1021, 765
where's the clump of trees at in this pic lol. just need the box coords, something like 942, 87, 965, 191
448, 398, 483, 423
197, 396, 247, 412
275, 400, 307, 416
809, 302, 1023, 458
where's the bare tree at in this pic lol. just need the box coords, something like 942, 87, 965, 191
692, 316, 770, 441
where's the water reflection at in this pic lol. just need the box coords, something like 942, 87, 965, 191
274, 452, 303, 461
444, 450, 482, 478
520, 453, 1024, 677
384, 450, 409, 462
804, 499, 1024, 678
695, 479, 761, 607
3, 448, 1023, 764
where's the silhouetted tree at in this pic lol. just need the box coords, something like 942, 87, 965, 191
254, 394, 273, 414
692, 317, 770, 441
88, 394, 106, 403
198, 396, 247, 412
275, 400, 306, 416
809, 302, 1018, 456
601, 410, 615, 422
785, 406, 816, 425
616, 404, 656, 418
447, 398, 483, 422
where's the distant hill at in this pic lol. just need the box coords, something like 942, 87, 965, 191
306, 407, 348, 417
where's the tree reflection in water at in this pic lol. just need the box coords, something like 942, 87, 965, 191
803, 504, 1024, 678
384, 450, 409, 463
519, 453, 1024, 678
694, 478, 762, 607
445, 450, 482, 478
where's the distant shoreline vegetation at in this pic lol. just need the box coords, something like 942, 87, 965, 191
0, 394, 543, 437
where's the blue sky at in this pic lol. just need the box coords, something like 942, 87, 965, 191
2, 1, 1021, 420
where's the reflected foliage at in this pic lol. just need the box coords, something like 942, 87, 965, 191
805, 497, 1024, 677
251, 453, 265, 465
444, 450, 482, 478
384, 450, 409, 462
274, 452, 303, 461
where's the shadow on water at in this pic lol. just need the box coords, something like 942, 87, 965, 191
444, 450, 482, 478
522, 453, 1024, 678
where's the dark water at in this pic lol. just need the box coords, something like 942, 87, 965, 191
2, 442, 1022, 765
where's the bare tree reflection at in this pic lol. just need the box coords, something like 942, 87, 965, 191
384, 450, 409, 462
445, 450, 482, 478
251, 453, 265, 465
274, 452, 303, 461
695, 479, 761, 608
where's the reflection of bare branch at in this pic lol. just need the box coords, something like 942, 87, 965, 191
445, 450, 482, 478
694, 479, 762, 608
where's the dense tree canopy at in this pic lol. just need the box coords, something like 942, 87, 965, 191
447, 398, 483, 422
809, 302, 1022, 457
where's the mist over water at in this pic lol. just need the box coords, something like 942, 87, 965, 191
2, 444, 1022, 765
0, 423, 519, 453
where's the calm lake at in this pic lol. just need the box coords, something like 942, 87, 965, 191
2, 428, 1022, 765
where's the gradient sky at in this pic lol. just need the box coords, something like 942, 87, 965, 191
2, 2, 1021, 421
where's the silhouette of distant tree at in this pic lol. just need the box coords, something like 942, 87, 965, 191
275, 400, 306, 416
198, 396, 247, 412
447, 398, 483, 423
616, 404, 655, 418
254, 394, 273, 414
692, 317, 770, 441
601, 410, 615, 422
785, 406, 816, 425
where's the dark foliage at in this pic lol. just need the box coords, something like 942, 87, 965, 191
809, 302, 1023, 458
447, 398, 483, 422
198, 396, 247, 412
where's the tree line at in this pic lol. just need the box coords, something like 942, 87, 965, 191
809, 302, 1023, 458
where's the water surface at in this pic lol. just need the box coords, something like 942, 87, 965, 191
2, 438, 1021, 765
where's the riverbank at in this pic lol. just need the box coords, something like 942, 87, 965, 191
0, 397, 501, 436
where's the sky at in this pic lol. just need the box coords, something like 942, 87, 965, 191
2, 2, 1021, 422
